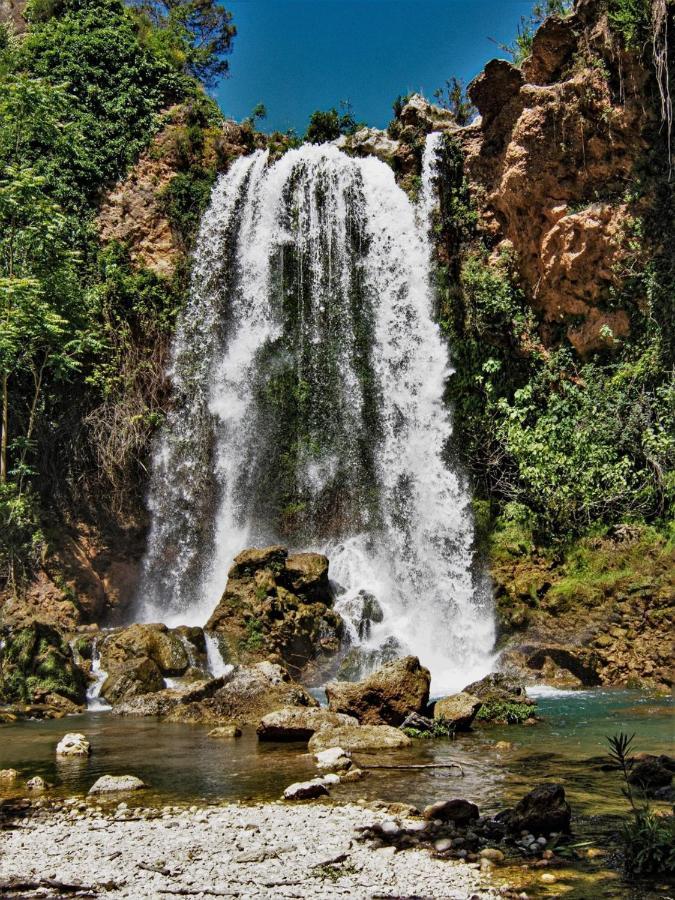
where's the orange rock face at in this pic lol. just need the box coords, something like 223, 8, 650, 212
460, 9, 653, 355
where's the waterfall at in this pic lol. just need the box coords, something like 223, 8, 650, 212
136, 134, 495, 694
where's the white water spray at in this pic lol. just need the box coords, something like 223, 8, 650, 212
137, 135, 495, 693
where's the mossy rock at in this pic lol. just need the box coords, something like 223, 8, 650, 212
0, 622, 86, 705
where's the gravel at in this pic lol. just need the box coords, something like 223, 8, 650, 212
0, 800, 499, 898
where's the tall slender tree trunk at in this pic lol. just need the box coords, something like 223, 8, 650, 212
1, 372, 7, 484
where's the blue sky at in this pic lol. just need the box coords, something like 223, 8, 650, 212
215, 0, 533, 134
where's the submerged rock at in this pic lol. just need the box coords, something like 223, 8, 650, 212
205, 546, 343, 680
433, 692, 482, 730
257, 707, 358, 742
88, 775, 146, 795
326, 656, 430, 726
56, 733, 91, 757
308, 724, 412, 753
208, 724, 242, 738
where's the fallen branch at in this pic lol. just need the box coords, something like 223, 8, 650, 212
158, 891, 237, 897
359, 762, 464, 775
0, 879, 97, 895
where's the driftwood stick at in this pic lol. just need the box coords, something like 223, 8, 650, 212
359, 762, 465, 775
0, 879, 98, 894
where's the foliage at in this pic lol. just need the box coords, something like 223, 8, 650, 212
305, 103, 359, 143
475, 700, 534, 724
402, 717, 456, 739
21, 0, 187, 207
606, 732, 675, 876
433, 77, 475, 126
442, 210, 674, 539
607, 0, 652, 48
0, 484, 43, 590
493, 0, 573, 65
127, 0, 235, 87
0, 0, 228, 583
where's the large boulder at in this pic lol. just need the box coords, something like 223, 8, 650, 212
308, 724, 412, 753
165, 662, 319, 726
101, 657, 164, 705
326, 656, 430, 726
463, 672, 529, 703
0, 622, 86, 707
433, 692, 482, 730
205, 546, 343, 679
506, 784, 571, 836
100, 624, 190, 677
257, 707, 358, 742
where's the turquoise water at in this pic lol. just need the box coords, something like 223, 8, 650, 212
1, 688, 671, 811
1, 688, 672, 898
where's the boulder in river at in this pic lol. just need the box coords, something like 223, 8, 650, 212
100, 623, 191, 678
629, 754, 674, 796
505, 783, 571, 835
165, 662, 319, 726
26, 776, 47, 791
101, 656, 164, 705
56, 732, 91, 757
283, 779, 329, 801
88, 775, 146, 794
205, 546, 343, 680
326, 656, 431, 726
0, 768, 19, 784
308, 723, 412, 752
423, 798, 480, 824
432, 692, 483, 730
257, 707, 358, 742
208, 725, 242, 738
314, 747, 352, 771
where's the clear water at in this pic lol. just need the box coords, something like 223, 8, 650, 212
134, 137, 495, 694
1, 691, 671, 898
1, 690, 670, 810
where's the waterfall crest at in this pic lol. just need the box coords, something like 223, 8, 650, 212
137, 135, 495, 693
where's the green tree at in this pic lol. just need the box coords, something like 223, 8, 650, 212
305, 103, 359, 143
433, 77, 475, 126
0, 76, 92, 487
128, 0, 236, 87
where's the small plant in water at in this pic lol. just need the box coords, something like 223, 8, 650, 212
606, 732, 675, 877
402, 717, 456, 740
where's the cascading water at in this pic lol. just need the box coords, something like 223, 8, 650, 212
136, 134, 495, 693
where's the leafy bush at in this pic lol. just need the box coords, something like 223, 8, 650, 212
305, 104, 359, 143
475, 700, 534, 724
402, 717, 456, 739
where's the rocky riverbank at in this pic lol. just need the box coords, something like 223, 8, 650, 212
0, 799, 507, 899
